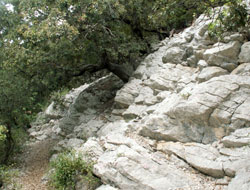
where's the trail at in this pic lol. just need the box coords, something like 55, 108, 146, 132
17, 139, 56, 190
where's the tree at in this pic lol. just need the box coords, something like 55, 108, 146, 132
0, 0, 213, 84
0, 69, 37, 163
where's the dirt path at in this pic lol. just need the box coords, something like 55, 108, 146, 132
17, 139, 56, 190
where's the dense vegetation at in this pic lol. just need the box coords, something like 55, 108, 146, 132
0, 0, 249, 165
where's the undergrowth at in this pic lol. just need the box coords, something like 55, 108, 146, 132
48, 151, 101, 190
0, 165, 21, 190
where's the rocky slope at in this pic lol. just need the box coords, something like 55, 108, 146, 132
29, 6, 250, 190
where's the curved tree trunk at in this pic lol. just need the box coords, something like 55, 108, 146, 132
105, 62, 133, 83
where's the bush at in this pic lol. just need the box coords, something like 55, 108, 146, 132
0, 126, 29, 164
49, 88, 70, 109
11, 127, 29, 155
208, 0, 249, 39
0, 165, 20, 190
48, 151, 100, 190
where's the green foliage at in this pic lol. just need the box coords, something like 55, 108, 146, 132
0, 69, 37, 127
0, 126, 7, 163
0, 165, 21, 189
0, 126, 7, 142
207, 0, 249, 38
0, 127, 28, 164
11, 127, 29, 155
50, 88, 70, 107
49, 151, 100, 190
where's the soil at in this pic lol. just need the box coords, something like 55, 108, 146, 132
16, 139, 56, 190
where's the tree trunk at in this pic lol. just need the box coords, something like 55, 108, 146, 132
105, 62, 133, 83
3, 124, 14, 164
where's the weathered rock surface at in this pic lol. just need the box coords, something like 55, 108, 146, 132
157, 137, 250, 179
228, 170, 250, 190
239, 41, 250, 63
115, 79, 142, 108
162, 46, 186, 64
231, 63, 250, 76
203, 41, 241, 71
96, 185, 119, 190
222, 128, 250, 148
30, 6, 250, 190
29, 73, 123, 142
157, 142, 224, 178
59, 73, 123, 135
81, 131, 217, 190
197, 66, 228, 83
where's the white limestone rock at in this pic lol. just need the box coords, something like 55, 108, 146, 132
95, 185, 119, 190
239, 41, 250, 63
59, 74, 123, 134
157, 142, 225, 178
222, 128, 250, 148
162, 46, 186, 64
92, 134, 215, 190
122, 105, 147, 120
144, 63, 195, 92
203, 41, 241, 71
197, 60, 208, 70
228, 171, 250, 190
115, 79, 142, 108
197, 66, 228, 83
66, 138, 85, 149
45, 102, 65, 119
231, 63, 250, 76
134, 86, 158, 105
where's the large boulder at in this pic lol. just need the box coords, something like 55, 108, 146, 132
157, 135, 250, 179
162, 46, 186, 64
59, 74, 123, 134
114, 79, 142, 108
197, 66, 228, 83
203, 41, 241, 71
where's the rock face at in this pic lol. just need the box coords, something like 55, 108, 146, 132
196, 66, 228, 83
203, 41, 241, 71
30, 5, 250, 190
239, 42, 250, 63
29, 73, 123, 141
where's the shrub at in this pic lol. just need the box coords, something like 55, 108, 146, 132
0, 165, 20, 190
208, 0, 249, 39
48, 151, 100, 190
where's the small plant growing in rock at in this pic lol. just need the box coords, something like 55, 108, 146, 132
0, 165, 21, 190
48, 151, 100, 190
50, 88, 70, 109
